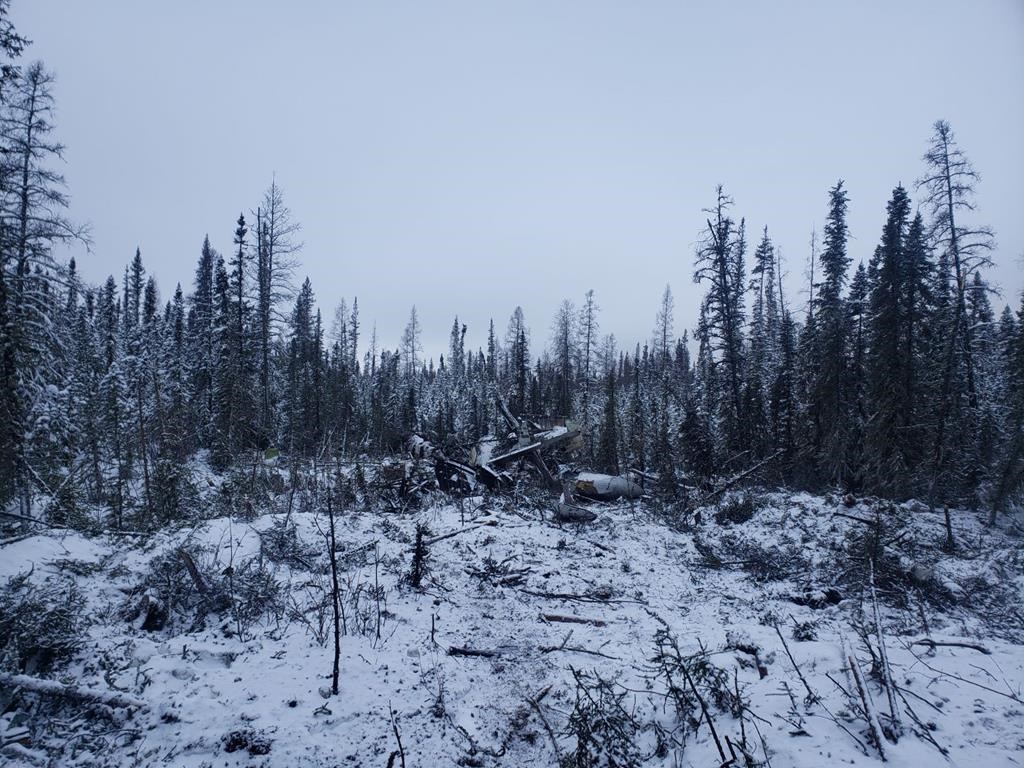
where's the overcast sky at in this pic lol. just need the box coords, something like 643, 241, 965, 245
14, 1, 1024, 362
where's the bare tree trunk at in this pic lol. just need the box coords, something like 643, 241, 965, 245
327, 489, 342, 695
136, 382, 153, 517
939, 135, 976, 408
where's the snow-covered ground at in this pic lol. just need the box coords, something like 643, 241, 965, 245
2, 487, 1023, 767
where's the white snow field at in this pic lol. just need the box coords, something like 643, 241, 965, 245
1, 488, 1022, 767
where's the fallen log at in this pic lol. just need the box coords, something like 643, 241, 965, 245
832, 511, 876, 526
496, 396, 521, 432
422, 520, 498, 548
177, 547, 209, 596
911, 638, 991, 655
447, 646, 512, 658
0, 743, 45, 766
468, 565, 532, 585
541, 613, 606, 627
338, 539, 380, 559
539, 644, 618, 659
696, 448, 785, 507
841, 635, 889, 761
517, 588, 641, 605
0, 533, 34, 548
0, 510, 50, 526
0, 673, 147, 710
526, 685, 561, 761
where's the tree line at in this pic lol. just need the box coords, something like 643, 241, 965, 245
1, 4, 1022, 527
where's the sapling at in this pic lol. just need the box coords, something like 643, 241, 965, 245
327, 487, 341, 695
407, 522, 432, 590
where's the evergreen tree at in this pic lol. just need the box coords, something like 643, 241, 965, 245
255, 180, 300, 444
745, 227, 778, 457
226, 213, 256, 454
653, 284, 674, 372
505, 306, 529, 414
401, 306, 422, 379
770, 308, 798, 475
0, 61, 83, 511
917, 120, 995, 504
448, 316, 466, 380
187, 236, 217, 446
0, 0, 28, 103
865, 185, 913, 493
807, 180, 852, 486
348, 298, 360, 374
210, 252, 234, 468
693, 187, 746, 452
284, 279, 319, 455
624, 356, 646, 475
577, 289, 600, 457
550, 299, 576, 417
596, 370, 619, 474
990, 295, 1024, 520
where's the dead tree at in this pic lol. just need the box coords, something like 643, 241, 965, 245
0, 673, 146, 711
327, 488, 341, 695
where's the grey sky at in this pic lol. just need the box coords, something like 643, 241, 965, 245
14, 0, 1024, 363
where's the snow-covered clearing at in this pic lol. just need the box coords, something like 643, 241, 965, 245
2, 489, 1023, 767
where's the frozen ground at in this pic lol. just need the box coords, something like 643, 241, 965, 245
1, 486, 1023, 767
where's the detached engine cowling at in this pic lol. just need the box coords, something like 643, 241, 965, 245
574, 472, 643, 501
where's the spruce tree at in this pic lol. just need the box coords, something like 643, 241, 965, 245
550, 299, 576, 417
577, 289, 600, 458
917, 120, 994, 503
0, 61, 83, 510
865, 185, 912, 493
693, 187, 746, 453
596, 370, 619, 474
807, 181, 852, 487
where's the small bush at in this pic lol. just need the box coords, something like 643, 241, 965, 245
406, 523, 432, 589
135, 546, 283, 637
716, 531, 811, 583
260, 516, 313, 567
652, 630, 742, 727
835, 507, 929, 608
223, 728, 272, 756
291, 569, 391, 643
0, 572, 85, 674
213, 466, 272, 520
137, 547, 223, 632
791, 619, 819, 642
714, 493, 761, 525
150, 458, 200, 526
228, 556, 285, 637
560, 668, 643, 768
43, 485, 97, 532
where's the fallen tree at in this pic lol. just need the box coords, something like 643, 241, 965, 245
0, 672, 147, 710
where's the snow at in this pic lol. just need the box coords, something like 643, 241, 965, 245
2, 488, 1023, 766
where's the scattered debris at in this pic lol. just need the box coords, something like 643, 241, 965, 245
408, 397, 582, 494
554, 482, 598, 524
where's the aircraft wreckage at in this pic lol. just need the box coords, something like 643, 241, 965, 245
407, 397, 644, 503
